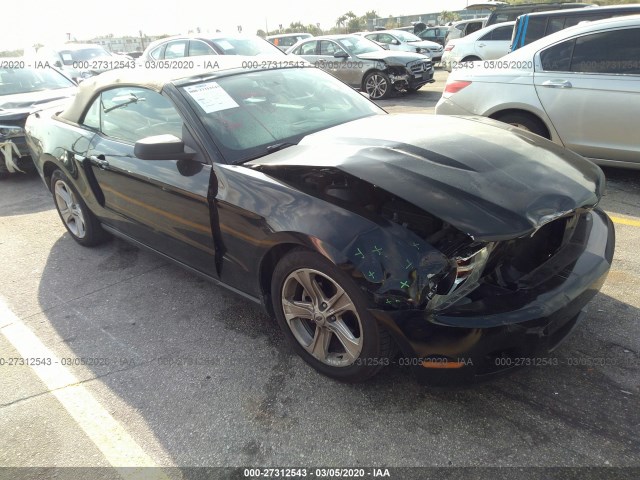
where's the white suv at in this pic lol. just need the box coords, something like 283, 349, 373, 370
435, 15, 640, 169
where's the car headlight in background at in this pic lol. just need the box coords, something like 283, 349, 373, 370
0, 125, 24, 140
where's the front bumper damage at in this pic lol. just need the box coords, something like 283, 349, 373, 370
370, 208, 615, 384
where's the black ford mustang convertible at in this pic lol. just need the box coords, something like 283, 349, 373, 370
25, 57, 614, 383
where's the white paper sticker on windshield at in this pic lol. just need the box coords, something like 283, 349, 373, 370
215, 40, 235, 51
184, 81, 238, 114
61, 53, 73, 62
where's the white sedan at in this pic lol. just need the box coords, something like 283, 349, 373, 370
441, 22, 515, 72
436, 15, 640, 170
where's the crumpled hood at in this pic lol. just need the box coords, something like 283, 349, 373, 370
358, 50, 429, 65
0, 87, 76, 121
249, 114, 605, 241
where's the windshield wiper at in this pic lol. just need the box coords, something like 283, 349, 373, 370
104, 94, 144, 113
265, 142, 296, 153
239, 142, 298, 164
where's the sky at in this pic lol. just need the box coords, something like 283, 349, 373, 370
2, 0, 474, 50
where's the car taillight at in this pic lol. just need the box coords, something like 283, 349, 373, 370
443, 80, 471, 97
444, 44, 455, 51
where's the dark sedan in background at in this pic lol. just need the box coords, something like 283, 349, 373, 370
287, 35, 433, 99
25, 58, 614, 384
0, 64, 76, 176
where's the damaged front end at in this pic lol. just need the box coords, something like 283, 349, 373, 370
251, 163, 497, 313
385, 58, 435, 94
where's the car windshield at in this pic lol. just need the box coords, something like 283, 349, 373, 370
209, 37, 282, 56
180, 67, 383, 164
337, 37, 383, 55
393, 31, 422, 42
0, 67, 75, 96
59, 47, 110, 65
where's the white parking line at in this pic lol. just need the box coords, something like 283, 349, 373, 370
0, 297, 170, 480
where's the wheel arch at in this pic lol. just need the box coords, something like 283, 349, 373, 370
488, 108, 552, 140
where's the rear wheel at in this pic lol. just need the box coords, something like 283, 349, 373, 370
51, 170, 110, 246
461, 56, 481, 62
364, 71, 392, 100
272, 249, 393, 382
494, 112, 549, 138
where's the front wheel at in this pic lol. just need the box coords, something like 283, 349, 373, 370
364, 71, 392, 100
51, 170, 110, 246
271, 249, 393, 382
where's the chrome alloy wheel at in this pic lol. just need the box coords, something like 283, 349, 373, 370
54, 180, 86, 238
365, 74, 389, 100
281, 268, 363, 367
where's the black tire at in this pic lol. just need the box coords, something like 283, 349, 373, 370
50, 169, 110, 246
363, 71, 392, 100
461, 56, 481, 62
494, 112, 549, 138
271, 249, 394, 382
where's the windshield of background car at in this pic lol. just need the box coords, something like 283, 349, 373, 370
59, 48, 109, 64
393, 31, 422, 42
179, 67, 383, 164
209, 37, 283, 56
0, 67, 75, 96
337, 37, 383, 55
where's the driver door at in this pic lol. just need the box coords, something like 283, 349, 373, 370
80, 86, 217, 276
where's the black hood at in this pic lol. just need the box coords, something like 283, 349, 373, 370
249, 114, 605, 241
0, 87, 76, 122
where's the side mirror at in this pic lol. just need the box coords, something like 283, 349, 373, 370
334, 51, 349, 59
392, 40, 400, 45
134, 134, 196, 161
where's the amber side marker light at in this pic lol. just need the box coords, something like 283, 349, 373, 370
421, 360, 465, 369
443, 80, 472, 96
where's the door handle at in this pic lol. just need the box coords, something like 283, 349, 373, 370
477, 43, 486, 47
542, 80, 572, 89
89, 155, 110, 169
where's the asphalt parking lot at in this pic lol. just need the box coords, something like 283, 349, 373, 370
1, 69, 639, 479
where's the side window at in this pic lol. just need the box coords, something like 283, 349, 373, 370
189, 40, 215, 56
490, 26, 514, 41
480, 26, 509, 42
377, 34, 395, 44
466, 22, 483, 36
279, 37, 299, 48
525, 18, 547, 44
365, 34, 378, 42
164, 41, 187, 59
540, 39, 575, 72
319, 41, 340, 55
546, 17, 566, 35
298, 41, 318, 55
98, 87, 184, 144
571, 28, 640, 74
